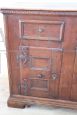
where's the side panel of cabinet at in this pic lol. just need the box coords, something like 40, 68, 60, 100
71, 50, 77, 101
4, 15, 21, 95
59, 51, 75, 100
59, 18, 77, 100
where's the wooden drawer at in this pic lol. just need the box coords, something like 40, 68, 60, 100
19, 20, 64, 41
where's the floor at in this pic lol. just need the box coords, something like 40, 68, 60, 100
0, 77, 77, 115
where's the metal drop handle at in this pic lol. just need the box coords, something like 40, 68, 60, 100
38, 28, 44, 33
37, 74, 45, 78
52, 73, 58, 80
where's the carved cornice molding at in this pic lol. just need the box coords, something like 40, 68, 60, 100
1, 8, 77, 16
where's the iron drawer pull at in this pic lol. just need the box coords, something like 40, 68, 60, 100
52, 73, 58, 80
38, 28, 44, 33
37, 74, 45, 78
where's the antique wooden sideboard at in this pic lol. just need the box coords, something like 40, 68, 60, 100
1, 9, 77, 109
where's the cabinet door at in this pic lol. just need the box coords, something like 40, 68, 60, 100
18, 46, 51, 98
16, 45, 63, 98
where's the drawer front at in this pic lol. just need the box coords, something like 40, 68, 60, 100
19, 20, 64, 41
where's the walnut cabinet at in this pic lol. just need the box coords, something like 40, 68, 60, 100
1, 9, 77, 109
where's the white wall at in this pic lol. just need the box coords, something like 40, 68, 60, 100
1, 1, 77, 10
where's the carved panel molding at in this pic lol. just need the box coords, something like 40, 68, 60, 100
1, 9, 77, 16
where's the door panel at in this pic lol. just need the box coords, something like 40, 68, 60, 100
18, 46, 51, 98
17, 45, 63, 98
49, 49, 63, 98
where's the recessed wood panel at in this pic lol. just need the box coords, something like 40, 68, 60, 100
29, 78, 49, 98
29, 56, 50, 71
30, 79, 48, 90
